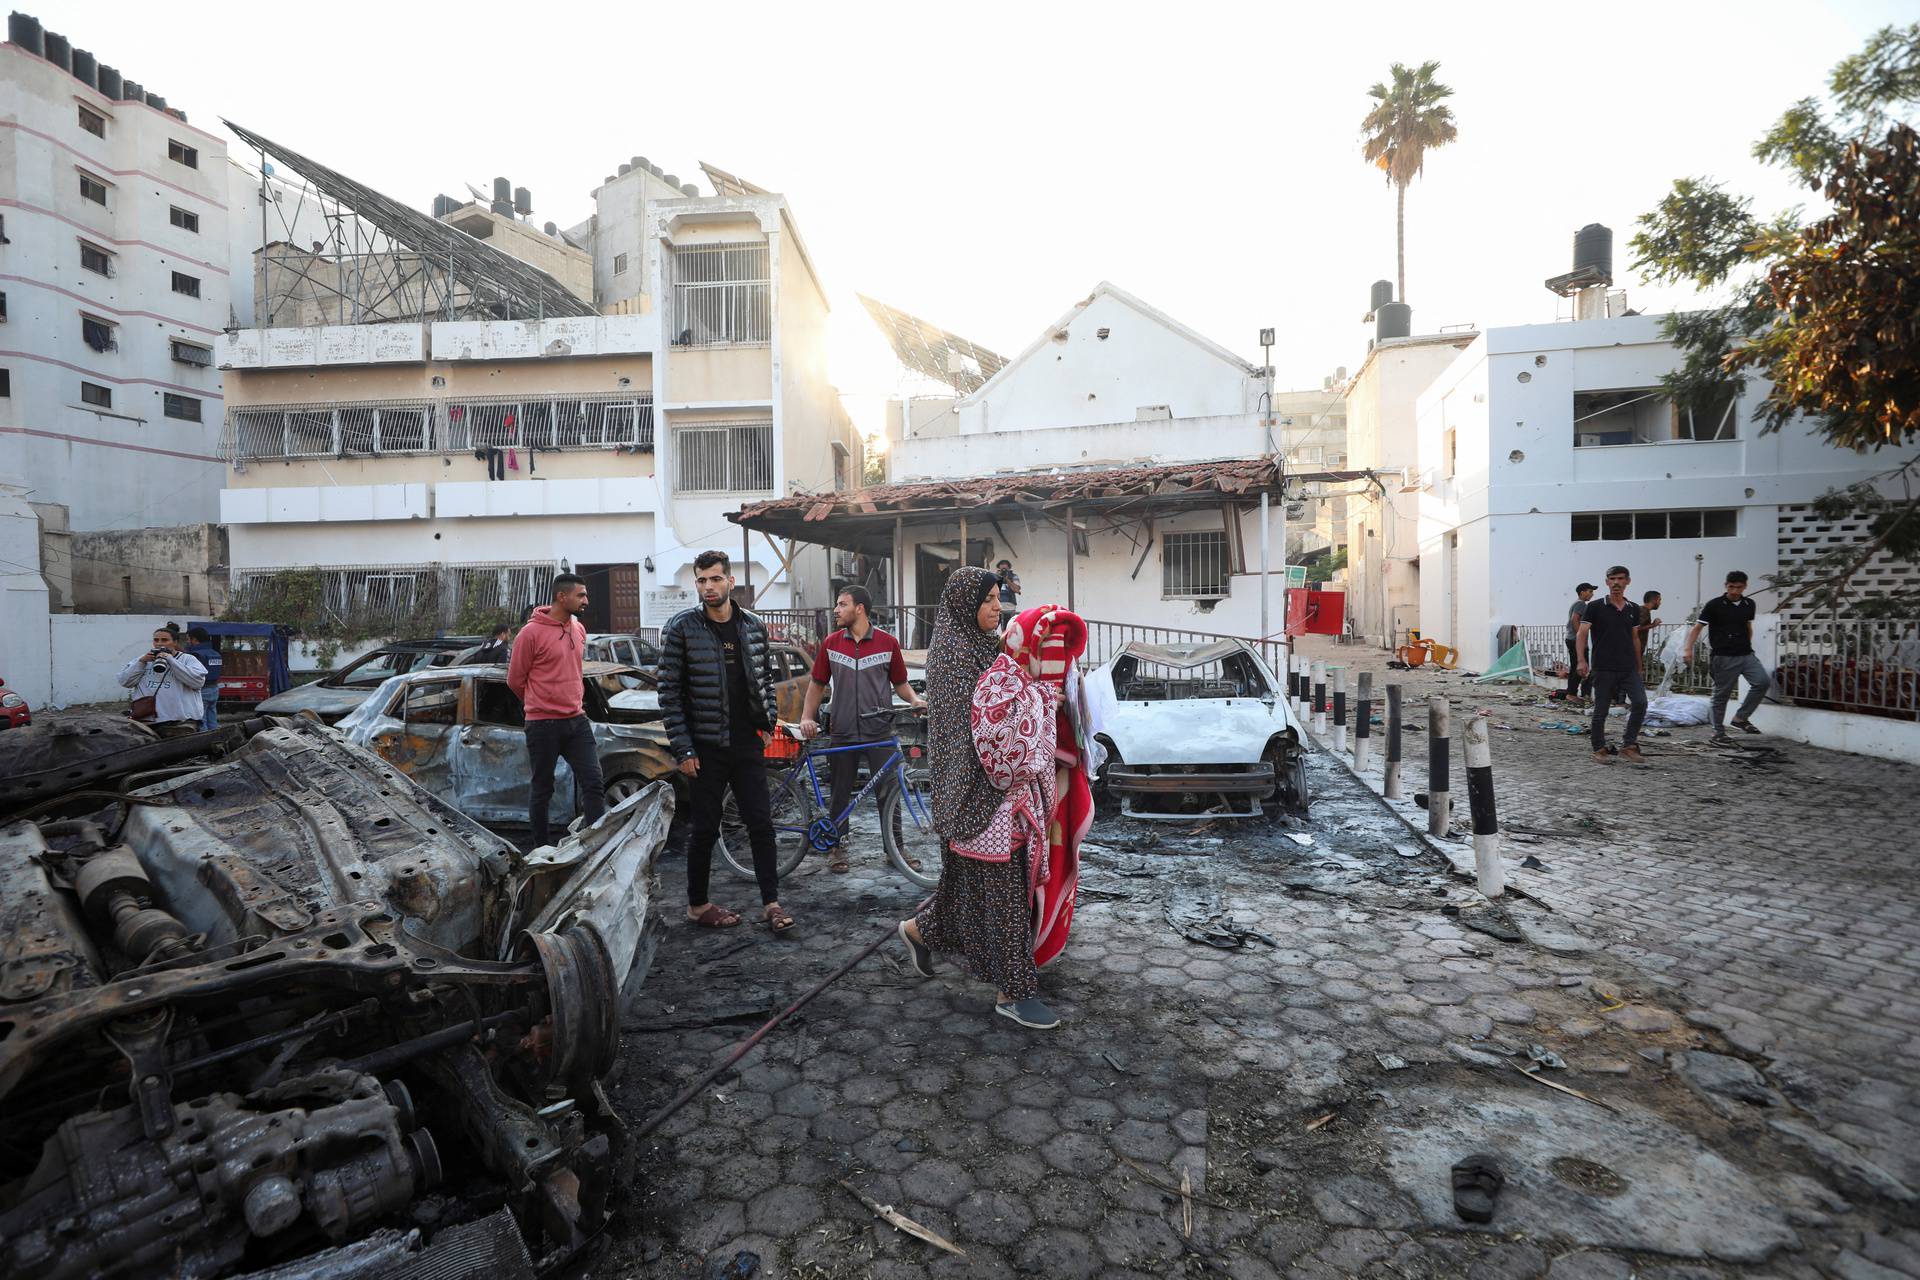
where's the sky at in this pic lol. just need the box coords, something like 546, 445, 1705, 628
32, 0, 1910, 436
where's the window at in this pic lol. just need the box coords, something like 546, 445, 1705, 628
1574, 386, 1739, 446
169, 206, 200, 233
668, 242, 771, 345
163, 393, 201, 421
1, 369, 9, 397
79, 172, 108, 205
674, 420, 774, 493
80, 241, 112, 275
80, 381, 112, 408
2, 291, 10, 321
1571, 509, 1738, 541
1163, 530, 1230, 599
398, 680, 460, 726
474, 680, 526, 728
81, 315, 117, 352
78, 104, 106, 137
167, 139, 198, 168
171, 271, 201, 298
613, 252, 629, 275
170, 339, 212, 367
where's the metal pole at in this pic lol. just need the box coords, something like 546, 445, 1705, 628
742, 526, 753, 603
1260, 492, 1271, 647
1354, 671, 1373, 773
1064, 505, 1076, 613
1464, 714, 1504, 898
1427, 697, 1451, 836
1384, 683, 1403, 799
893, 516, 904, 617
959, 514, 969, 566
1311, 661, 1327, 735
1331, 667, 1348, 753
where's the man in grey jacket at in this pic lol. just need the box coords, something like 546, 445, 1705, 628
657, 550, 791, 934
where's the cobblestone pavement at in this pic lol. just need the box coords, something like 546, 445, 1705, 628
603, 745, 1916, 1278
1292, 639, 1920, 1198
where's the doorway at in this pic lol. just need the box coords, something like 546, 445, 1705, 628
913, 540, 993, 646
576, 563, 640, 633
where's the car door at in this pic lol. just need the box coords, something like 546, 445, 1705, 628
771, 644, 813, 723
451, 674, 576, 827
365, 677, 462, 798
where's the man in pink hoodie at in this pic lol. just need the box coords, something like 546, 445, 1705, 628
508, 573, 605, 846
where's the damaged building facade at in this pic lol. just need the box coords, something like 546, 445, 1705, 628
217, 138, 858, 638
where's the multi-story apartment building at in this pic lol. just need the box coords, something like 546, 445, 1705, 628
1, 13, 228, 536
217, 143, 856, 636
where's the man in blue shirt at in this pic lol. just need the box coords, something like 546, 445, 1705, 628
184, 626, 222, 731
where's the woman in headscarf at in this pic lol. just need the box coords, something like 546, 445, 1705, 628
897, 567, 1090, 1030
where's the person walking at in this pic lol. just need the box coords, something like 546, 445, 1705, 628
1562, 582, 1596, 702
1636, 590, 1663, 667
184, 626, 223, 731
659, 551, 793, 934
119, 626, 208, 737
994, 559, 1021, 624
472, 622, 513, 665
508, 573, 606, 848
1575, 565, 1648, 764
1685, 570, 1771, 745
797, 585, 925, 873
897, 568, 1091, 1030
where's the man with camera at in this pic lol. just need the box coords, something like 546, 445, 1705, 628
119, 626, 209, 737
994, 559, 1020, 625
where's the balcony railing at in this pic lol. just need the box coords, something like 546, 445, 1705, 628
1775, 617, 1919, 720
221, 391, 654, 463
228, 560, 559, 636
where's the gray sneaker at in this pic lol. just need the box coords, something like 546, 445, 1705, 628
898, 920, 935, 979
995, 998, 1060, 1030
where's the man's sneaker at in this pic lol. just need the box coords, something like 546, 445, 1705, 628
898, 920, 935, 979
995, 998, 1060, 1029
1620, 745, 1649, 764
1591, 750, 1614, 764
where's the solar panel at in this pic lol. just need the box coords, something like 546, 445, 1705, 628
698, 161, 768, 198
857, 294, 1008, 395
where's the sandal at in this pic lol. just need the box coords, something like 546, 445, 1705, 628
688, 903, 741, 929
1451, 1153, 1504, 1224
829, 852, 850, 874
763, 903, 797, 934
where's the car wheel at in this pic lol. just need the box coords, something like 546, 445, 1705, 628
604, 772, 649, 805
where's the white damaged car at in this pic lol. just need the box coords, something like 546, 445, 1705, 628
1085, 639, 1309, 819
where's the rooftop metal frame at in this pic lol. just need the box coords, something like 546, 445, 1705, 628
857, 294, 1009, 395
226, 120, 595, 327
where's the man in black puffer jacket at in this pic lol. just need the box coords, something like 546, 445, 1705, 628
659, 550, 793, 934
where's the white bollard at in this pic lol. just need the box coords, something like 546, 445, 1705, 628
1331, 667, 1348, 754
1465, 715, 1505, 899
1312, 661, 1327, 735
1427, 697, 1451, 837
1354, 672, 1373, 774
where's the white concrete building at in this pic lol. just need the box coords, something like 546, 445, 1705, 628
0, 16, 229, 532
217, 146, 856, 636
1413, 313, 1920, 672
826, 283, 1338, 640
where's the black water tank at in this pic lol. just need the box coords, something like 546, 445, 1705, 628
492, 177, 510, 201
431, 194, 458, 218
96, 64, 121, 98
1376, 301, 1412, 341
543, 221, 557, 236
145, 92, 166, 110
8, 12, 45, 54
42, 29, 69, 71
70, 47, 95, 87
120, 78, 142, 103
1573, 223, 1612, 278
513, 186, 531, 216
1369, 279, 1394, 313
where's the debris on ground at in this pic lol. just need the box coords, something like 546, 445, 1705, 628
1166, 889, 1278, 948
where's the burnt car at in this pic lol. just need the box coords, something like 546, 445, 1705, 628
0, 711, 673, 1278
255, 638, 486, 724
336, 662, 676, 824
1085, 639, 1309, 819
585, 633, 660, 673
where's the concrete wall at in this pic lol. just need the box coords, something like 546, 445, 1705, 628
892, 414, 1272, 481
48, 612, 186, 707
0, 41, 228, 530
954, 288, 1258, 435
1342, 333, 1478, 646
70, 522, 227, 614
30, 501, 74, 610
1414, 315, 1920, 671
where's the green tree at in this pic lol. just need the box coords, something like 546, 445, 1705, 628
1360, 60, 1459, 306
1630, 24, 1920, 616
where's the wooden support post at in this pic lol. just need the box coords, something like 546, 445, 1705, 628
1065, 505, 1076, 612
741, 525, 753, 600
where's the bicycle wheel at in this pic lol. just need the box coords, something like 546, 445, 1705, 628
719, 766, 815, 881
880, 772, 942, 889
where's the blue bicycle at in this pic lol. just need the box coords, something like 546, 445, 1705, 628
720, 728, 941, 888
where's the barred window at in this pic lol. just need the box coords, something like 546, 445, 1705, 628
675, 420, 774, 493
79, 172, 108, 205
1163, 531, 1230, 599
171, 339, 213, 366
1571, 509, 1738, 541
170, 206, 200, 233
163, 393, 202, 422
78, 104, 106, 137
80, 241, 112, 275
668, 242, 770, 346
168, 139, 198, 168
81, 381, 112, 408
171, 271, 201, 298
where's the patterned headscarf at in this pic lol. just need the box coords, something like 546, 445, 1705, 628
927, 566, 1005, 840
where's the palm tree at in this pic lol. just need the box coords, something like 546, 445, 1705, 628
1360, 61, 1459, 306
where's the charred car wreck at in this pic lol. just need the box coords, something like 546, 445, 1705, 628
0, 713, 671, 1279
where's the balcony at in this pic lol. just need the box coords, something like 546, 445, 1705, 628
221, 391, 654, 463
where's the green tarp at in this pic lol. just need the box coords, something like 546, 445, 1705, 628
1472, 641, 1534, 683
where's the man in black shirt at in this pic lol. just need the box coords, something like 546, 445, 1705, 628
1576, 564, 1649, 764
1685, 569, 1770, 744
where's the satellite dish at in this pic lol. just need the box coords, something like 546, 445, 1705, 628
464, 182, 487, 203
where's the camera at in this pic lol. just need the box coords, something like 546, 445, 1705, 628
150, 658, 170, 674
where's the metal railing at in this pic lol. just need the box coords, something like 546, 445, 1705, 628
668, 242, 770, 346
222, 392, 654, 462
674, 421, 773, 494
228, 560, 558, 635
1774, 618, 1920, 720
1508, 622, 1711, 693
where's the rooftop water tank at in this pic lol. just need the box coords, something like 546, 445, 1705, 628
513, 186, 531, 216
42, 29, 70, 72
70, 47, 95, 88
1573, 224, 1612, 279
1376, 302, 1412, 341
431, 194, 458, 218
96, 64, 121, 98
1369, 279, 1394, 314
8, 13, 44, 55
